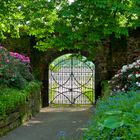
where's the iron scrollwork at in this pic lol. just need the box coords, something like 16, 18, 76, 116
49, 54, 95, 105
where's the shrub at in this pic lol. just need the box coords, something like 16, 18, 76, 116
0, 46, 34, 89
0, 81, 41, 118
109, 60, 140, 93
84, 91, 140, 140
9, 52, 30, 63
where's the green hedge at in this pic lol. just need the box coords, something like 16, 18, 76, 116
84, 91, 140, 140
0, 81, 41, 118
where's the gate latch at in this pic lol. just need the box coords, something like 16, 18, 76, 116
69, 88, 73, 92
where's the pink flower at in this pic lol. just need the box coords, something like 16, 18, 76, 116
6, 59, 9, 63
0, 46, 3, 50
10, 52, 30, 63
136, 71, 139, 74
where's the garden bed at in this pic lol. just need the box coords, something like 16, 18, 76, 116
0, 82, 41, 136
84, 90, 140, 140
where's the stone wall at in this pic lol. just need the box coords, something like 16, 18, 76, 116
2, 30, 140, 105
96, 35, 140, 80
0, 89, 41, 136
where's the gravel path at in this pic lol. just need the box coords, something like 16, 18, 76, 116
0, 107, 94, 140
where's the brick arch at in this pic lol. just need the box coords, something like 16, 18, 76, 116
41, 49, 101, 107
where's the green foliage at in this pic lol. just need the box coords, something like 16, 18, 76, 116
49, 82, 58, 102
50, 53, 95, 72
0, 0, 58, 46
1, 0, 140, 52
81, 85, 95, 102
0, 81, 41, 118
44, 0, 140, 52
84, 91, 140, 140
101, 80, 111, 98
0, 0, 25, 39
109, 59, 140, 93
0, 47, 34, 89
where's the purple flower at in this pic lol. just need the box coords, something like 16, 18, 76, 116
0, 46, 3, 50
10, 52, 30, 63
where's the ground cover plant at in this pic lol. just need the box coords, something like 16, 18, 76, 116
84, 91, 140, 140
84, 60, 140, 140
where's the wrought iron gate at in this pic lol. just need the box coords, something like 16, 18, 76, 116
49, 54, 95, 105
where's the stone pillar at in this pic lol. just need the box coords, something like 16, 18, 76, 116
42, 63, 49, 107
95, 61, 102, 101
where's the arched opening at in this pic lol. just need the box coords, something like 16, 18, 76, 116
48, 53, 95, 105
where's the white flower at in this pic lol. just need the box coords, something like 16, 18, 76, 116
137, 60, 140, 63
121, 65, 128, 73
128, 64, 133, 69
122, 88, 125, 91
124, 85, 127, 89
136, 74, 140, 78
132, 62, 137, 66
114, 74, 119, 77
135, 65, 139, 68
116, 89, 121, 92
128, 74, 133, 78
136, 82, 140, 87
111, 81, 115, 84
122, 65, 127, 69
121, 69, 126, 73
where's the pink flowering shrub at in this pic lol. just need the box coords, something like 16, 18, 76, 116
109, 59, 140, 93
0, 46, 33, 89
10, 52, 30, 63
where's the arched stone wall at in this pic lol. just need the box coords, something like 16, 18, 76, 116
2, 29, 140, 107
41, 49, 101, 107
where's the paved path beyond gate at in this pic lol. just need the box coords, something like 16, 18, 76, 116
0, 107, 93, 140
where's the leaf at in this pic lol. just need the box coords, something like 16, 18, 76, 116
135, 115, 140, 121
133, 102, 140, 110
131, 125, 140, 135
103, 116, 123, 129
104, 110, 122, 115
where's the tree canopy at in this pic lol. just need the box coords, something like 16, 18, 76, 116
0, 0, 140, 52
0, 0, 58, 40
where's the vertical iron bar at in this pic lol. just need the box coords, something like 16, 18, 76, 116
71, 57, 73, 104
92, 69, 94, 104
49, 54, 95, 105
